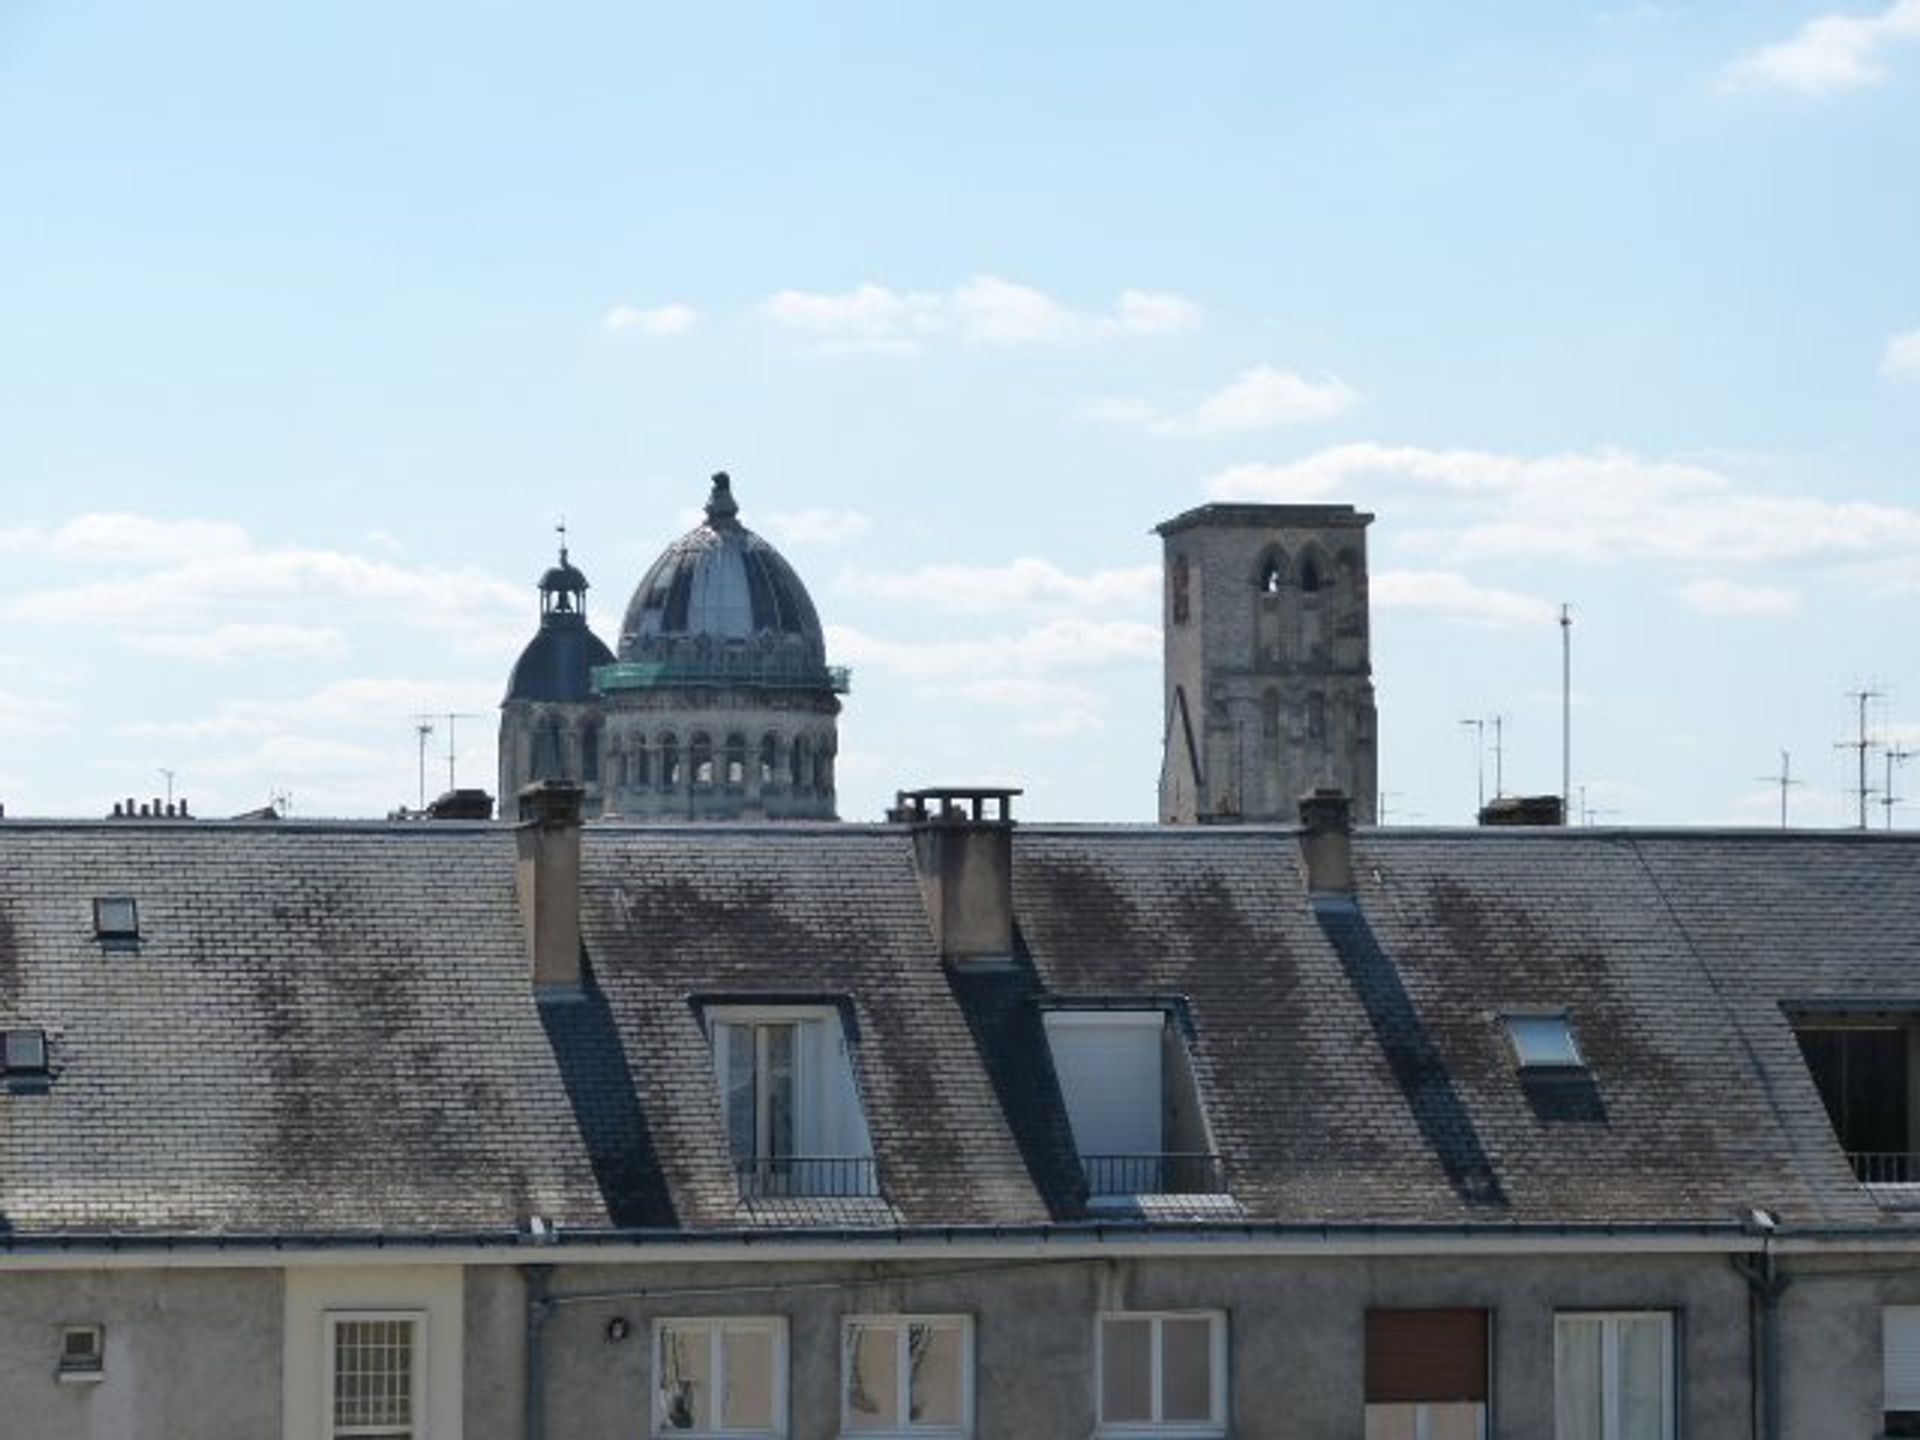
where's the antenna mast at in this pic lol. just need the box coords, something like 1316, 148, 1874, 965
1758, 750, 1803, 829
1459, 718, 1487, 815
1491, 714, 1508, 800
1560, 603, 1572, 825
441, 712, 480, 793
1838, 688, 1882, 830
1884, 746, 1914, 831
412, 719, 436, 810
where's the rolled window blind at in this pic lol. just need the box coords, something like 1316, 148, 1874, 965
1366, 1308, 1489, 1404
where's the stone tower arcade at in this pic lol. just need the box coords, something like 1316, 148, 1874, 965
1155, 502, 1378, 825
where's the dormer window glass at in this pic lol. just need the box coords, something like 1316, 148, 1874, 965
1506, 1013, 1583, 1070
2, 1028, 48, 1076
94, 897, 139, 947
708, 1006, 876, 1198
1043, 1008, 1221, 1199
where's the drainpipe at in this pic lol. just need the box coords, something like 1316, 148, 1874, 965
524, 1263, 553, 1440
1731, 1215, 1789, 1440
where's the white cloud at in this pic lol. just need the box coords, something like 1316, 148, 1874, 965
764, 509, 873, 546
1094, 365, 1360, 436
943, 678, 1109, 738
762, 275, 1200, 353
0, 512, 250, 564
1675, 578, 1803, 616
837, 559, 1158, 615
1205, 442, 1920, 570
120, 676, 501, 741
1723, 0, 1920, 95
1884, 328, 1920, 379
1372, 570, 1559, 627
123, 623, 351, 663
0, 688, 66, 736
829, 617, 1158, 681
602, 301, 699, 336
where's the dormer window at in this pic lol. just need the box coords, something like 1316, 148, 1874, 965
1505, 1013, 1584, 1071
707, 1005, 877, 1199
94, 897, 139, 949
1043, 1007, 1222, 1200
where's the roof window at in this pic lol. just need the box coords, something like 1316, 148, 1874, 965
93, 897, 139, 949
2, 1027, 49, 1077
1505, 1013, 1583, 1070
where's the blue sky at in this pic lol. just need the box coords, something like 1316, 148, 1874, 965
1, 1, 1916, 825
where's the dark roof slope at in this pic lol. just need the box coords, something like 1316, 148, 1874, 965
0, 820, 1915, 1240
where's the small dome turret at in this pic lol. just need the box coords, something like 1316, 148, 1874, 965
505, 535, 616, 703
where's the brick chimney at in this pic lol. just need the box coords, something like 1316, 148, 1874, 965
1298, 787, 1355, 899
517, 781, 584, 993
895, 786, 1020, 965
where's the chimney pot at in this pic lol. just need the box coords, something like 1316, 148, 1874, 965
1298, 787, 1355, 898
517, 781, 584, 993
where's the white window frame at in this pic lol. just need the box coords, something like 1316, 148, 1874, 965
324, 1309, 428, 1440
1505, 1012, 1584, 1070
1553, 1310, 1675, 1440
707, 1005, 874, 1174
1362, 1401, 1488, 1440
1095, 1310, 1228, 1437
652, 1316, 789, 1438
1045, 1009, 1170, 1197
839, 1314, 974, 1437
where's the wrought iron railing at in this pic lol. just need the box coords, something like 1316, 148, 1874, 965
1081, 1152, 1227, 1197
734, 1155, 880, 1199
1850, 1152, 1920, 1184
593, 659, 851, 695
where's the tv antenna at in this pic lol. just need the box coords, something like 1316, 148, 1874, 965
1490, 713, 1509, 799
1459, 718, 1487, 815
1883, 745, 1915, 831
158, 767, 176, 808
415, 712, 480, 797
1577, 785, 1618, 827
413, 720, 435, 810
1559, 603, 1573, 823
1758, 750, 1803, 829
1836, 688, 1883, 830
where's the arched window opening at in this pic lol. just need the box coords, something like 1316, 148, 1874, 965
1172, 554, 1192, 625
580, 721, 600, 783
1308, 692, 1327, 741
760, 734, 778, 787
1255, 548, 1287, 595
633, 738, 650, 788
615, 749, 629, 787
816, 744, 835, 796
1299, 554, 1323, 594
660, 733, 680, 790
724, 733, 747, 789
691, 733, 714, 788
791, 736, 812, 792
532, 716, 566, 781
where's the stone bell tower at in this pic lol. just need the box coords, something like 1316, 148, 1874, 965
1156, 503, 1377, 825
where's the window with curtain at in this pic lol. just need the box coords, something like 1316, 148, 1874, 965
1553, 1312, 1673, 1440
653, 1317, 786, 1437
842, 1316, 971, 1435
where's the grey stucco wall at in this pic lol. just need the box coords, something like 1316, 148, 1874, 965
505, 1250, 1771, 1440
0, 1268, 281, 1440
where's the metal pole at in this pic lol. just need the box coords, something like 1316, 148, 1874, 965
1492, 715, 1506, 800
1460, 719, 1486, 816
1560, 604, 1571, 824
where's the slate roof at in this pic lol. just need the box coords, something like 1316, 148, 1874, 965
0, 819, 1916, 1242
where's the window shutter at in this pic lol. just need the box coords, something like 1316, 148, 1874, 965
1045, 1014, 1164, 1156
1366, 1308, 1489, 1404
1886, 1307, 1920, 1411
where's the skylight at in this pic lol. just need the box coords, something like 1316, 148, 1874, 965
93, 897, 138, 948
1505, 1013, 1584, 1070
1, 1028, 48, 1076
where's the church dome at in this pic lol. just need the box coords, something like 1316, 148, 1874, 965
617, 473, 828, 673
504, 543, 616, 703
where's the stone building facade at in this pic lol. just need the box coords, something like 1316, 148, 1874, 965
498, 473, 845, 821
1156, 502, 1378, 824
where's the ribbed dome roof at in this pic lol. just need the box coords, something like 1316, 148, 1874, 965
618, 473, 825, 664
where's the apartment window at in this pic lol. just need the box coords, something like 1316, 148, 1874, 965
1885, 1306, 1920, 1437
842, 1316, 972, 1435
1795, 1020, 1913, 1181
708, 1007, 876, 1197
654, 1317, 787, 1437
1096, 1312, 1226, 1435
57, 1325, 104, 1382
1553, 1311, 1674, 1440
1365, 1309, 1488, 1440
1044, 1009, 1219, 1197
326, 1312, 425, 1440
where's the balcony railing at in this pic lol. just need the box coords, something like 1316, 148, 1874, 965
1081, 1152, 1227, 1198
733, 1155, 880, 1200
593, 659, 851, 696
1849, 1152, 1920, 1185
